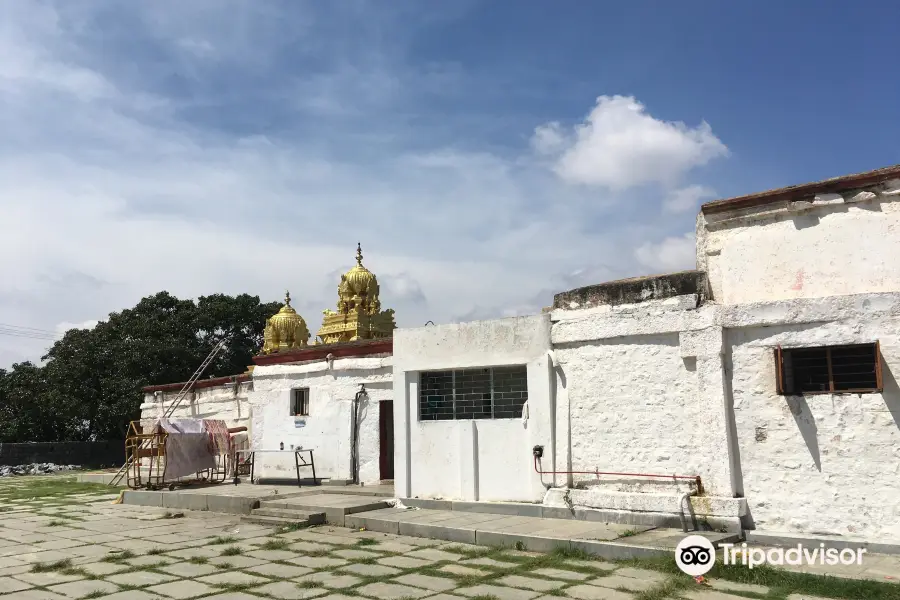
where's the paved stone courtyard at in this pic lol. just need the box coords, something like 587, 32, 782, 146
0, 477, 897, 600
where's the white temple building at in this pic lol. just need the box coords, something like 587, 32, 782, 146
143, 163, 900, 543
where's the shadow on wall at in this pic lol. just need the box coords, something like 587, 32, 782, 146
786, 395, 820, 472
882, 361, 900, 430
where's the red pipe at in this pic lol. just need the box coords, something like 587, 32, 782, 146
533, 457, 703, 494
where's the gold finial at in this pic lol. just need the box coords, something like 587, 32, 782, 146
316, 244, 396, 345
284, 290, 292, 307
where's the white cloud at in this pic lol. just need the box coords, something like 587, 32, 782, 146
533, 95, 728, 190
634, 233, 697, 273
0, 3, 725, 369
56, 320, 99, 334
664, 184, 718, 213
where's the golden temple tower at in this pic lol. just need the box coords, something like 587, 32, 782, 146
316, 243, 396, 344
261, 291, 311, 354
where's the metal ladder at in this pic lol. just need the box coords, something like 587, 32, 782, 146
108, 339, 230, 487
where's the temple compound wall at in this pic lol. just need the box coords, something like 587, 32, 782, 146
140, 377, 252, 432
248, 352, 392, 483
392, 314, 552, 503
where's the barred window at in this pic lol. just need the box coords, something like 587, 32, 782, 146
775, 343, 882, 395
419, 366, 528, 421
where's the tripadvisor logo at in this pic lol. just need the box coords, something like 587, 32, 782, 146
675, 535, 715, 577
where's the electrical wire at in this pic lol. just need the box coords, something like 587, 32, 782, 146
0, 323, 63, 341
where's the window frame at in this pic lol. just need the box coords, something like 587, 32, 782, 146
417, 365, 529, 422
291, 388, 310, 416
775, 342, 883, 395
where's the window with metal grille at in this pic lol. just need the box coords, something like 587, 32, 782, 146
775, 343, 883, 395
419, 366, 528, 421
291, 388, 310, 416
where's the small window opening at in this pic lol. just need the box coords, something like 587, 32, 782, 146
291, 388, 310, 416
776, 342, 882, 395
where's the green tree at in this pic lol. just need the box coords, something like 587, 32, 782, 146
0, 291, 281, 442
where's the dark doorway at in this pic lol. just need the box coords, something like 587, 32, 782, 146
379, 400, 394, 480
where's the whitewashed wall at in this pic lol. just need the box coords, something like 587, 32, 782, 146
248, 355, 392, 483
139, 381, 252, 431
698, 180, 900, 305
724, 293, 900, 540
551, 297, 734, 500
393, 315, 553, 502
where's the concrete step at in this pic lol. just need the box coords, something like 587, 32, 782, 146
242, 514, 312, 527
259, 493, 390, 526
252, 507, 326, 523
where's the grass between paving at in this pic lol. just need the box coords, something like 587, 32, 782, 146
622, 554, 900, 600
5, 478, 898, 600
0, 475, 112, 501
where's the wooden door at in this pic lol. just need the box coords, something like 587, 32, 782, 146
379, 400, 394, 480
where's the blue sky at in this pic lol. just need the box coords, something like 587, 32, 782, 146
1, 1, 898, 368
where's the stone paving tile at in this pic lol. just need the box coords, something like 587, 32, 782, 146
13, 571, 86, 587
90, 591, 162, 600
286, 556, 349, 569
683, 591, 757, 600
4, 591, 80, 600
296, 572, 363, 588
460, 557, 519, 569
290, 541, 336, 553
0, 576, 33, 593
785, 596, 840, 600
46, 579, 120, 598
207, 555, 270, 569
315, 595, 367, 600
146, 579, 219, 599
439, 564, 490, 577
370, 542, 418, 553
421, 595, 466, 600
78, 561, 129, 577
532, 567, 591, 580
498, 575, 567, 592
406, 548, 463, 562
382, 555, 441, 572
612, 567, 667, 582
394, 573, 459, 592
708, 579, 770, 594
105, 569, 179, 587
332, 548, 383, 560
565, 584, 635, 600
339, 563, 402, 577
166, 546, 222, 560
357, 582, 431, 600
255, 581, 329, 600
248, 561, 314, 579
159, 561, 220, 578
245, 549, 298, 561
196, 571, 270, 586
127, 555, 176, 567
186, 593, 260, 600
456, 584, 540, 600
17, 550, 75, 565
589, 574, 657, 592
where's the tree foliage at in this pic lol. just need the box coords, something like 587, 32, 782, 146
0, 292, 280, 442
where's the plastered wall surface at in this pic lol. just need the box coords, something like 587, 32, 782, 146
698, 185, 900, 305
394, 315, 553, 501
728, 311, 900, 540
139, 382, 251, 431
248, 356, 392, 483
556, 333, 703, 492
551, 298, 733, 497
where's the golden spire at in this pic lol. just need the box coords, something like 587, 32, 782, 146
261, 289, 310, 354
316, 243, 396, 345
